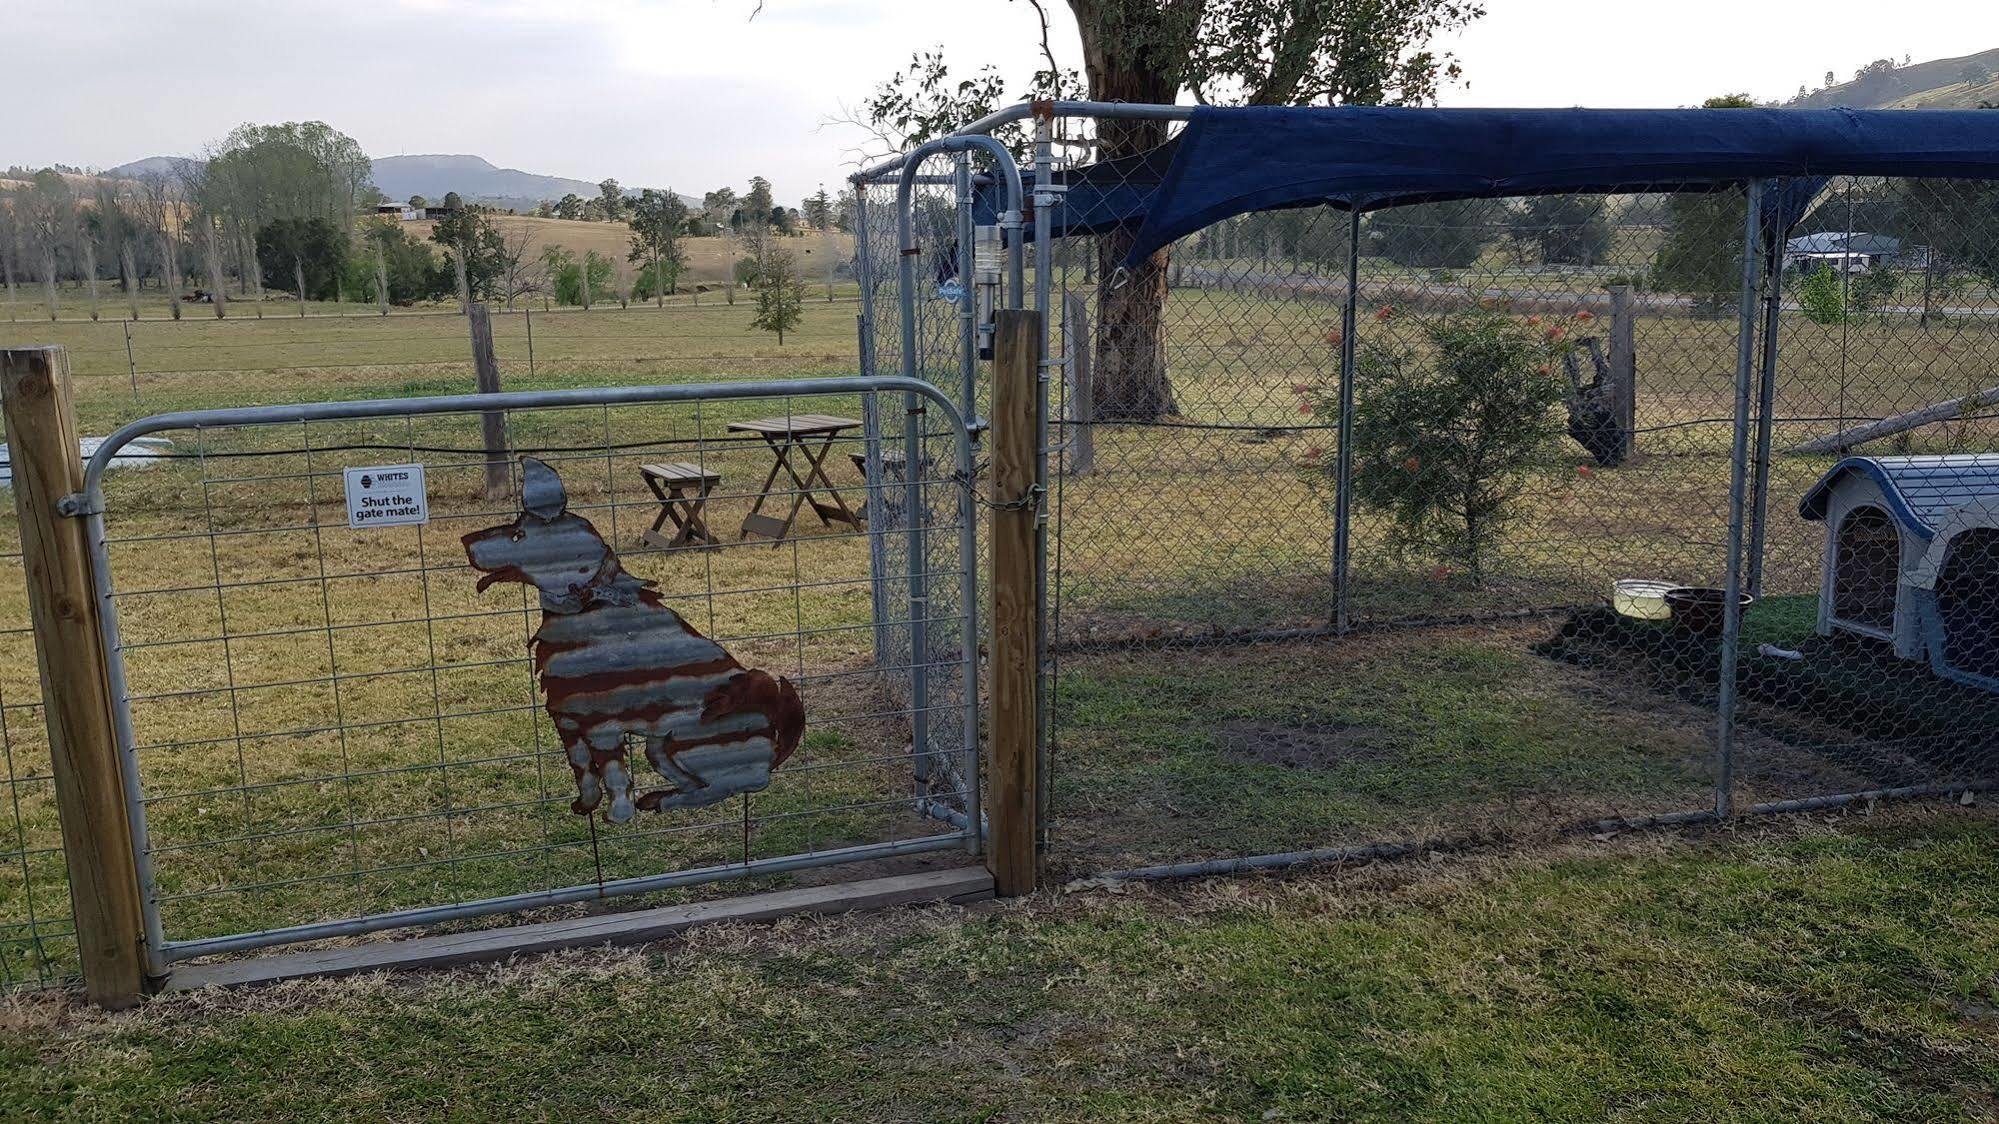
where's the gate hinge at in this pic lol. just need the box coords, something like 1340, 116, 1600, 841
57, 492, 100, 517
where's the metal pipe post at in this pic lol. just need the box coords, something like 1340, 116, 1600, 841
1746, 234, 1783, 598
1331, 210, 1362, 633
1715, 179, 1767, 820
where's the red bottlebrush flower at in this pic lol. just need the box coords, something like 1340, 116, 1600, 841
1535, 364, 1552, 376
1575, 309, 1596, 321
1430, 564, 1453, 581
1526, 315, 1542, 327
1325, 329, 1343, 345
1403, 456, 1421, 473
1545, 326, 1567, 342
1307, 446, 1325, 460
1298, 401, 1314, 415
1374, 305, 1395, 320
1577, 463, 1594, 479
1292, 382, 1312, 395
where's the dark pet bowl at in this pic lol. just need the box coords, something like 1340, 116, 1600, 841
1664, 587, 1755, 639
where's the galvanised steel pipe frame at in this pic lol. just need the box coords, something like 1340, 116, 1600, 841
878, 134, 1024, 427
72, 376, 982, 972
1716, 178, 1768, 820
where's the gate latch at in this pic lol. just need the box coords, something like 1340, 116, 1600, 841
56, 492, 100, 517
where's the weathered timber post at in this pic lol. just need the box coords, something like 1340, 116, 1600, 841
1608, 284, 1637, 460
1062, 293, 1094, 476
988, 309, 1041, 896
1, 346, 148, 1008
468, 304, 509, 500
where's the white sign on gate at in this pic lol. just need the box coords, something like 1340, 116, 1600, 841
343, 463, 429, 529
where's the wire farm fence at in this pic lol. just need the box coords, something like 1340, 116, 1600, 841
857, 106, 1999, 878
2, 300, 865, 437
2, 374, 978, 985
0, 297, 875, 992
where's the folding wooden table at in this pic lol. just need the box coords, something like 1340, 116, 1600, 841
638, 461, 722, 549
728, 413, 864, 544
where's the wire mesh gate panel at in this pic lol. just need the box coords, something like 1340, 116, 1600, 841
76, 377, 977, 970
0, 530, 75, 990
858, 104, 1999, 877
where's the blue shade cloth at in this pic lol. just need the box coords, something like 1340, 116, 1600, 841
1122, 106, 1999, 265
971, 139, 1179, 241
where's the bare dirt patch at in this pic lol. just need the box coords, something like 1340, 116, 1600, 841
1216, 719, 1400, 769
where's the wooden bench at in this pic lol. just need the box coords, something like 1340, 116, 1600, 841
639, 462, 721, 549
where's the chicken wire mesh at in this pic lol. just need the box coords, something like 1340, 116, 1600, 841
859, 108, 1999, 878
75, 379, 975, 967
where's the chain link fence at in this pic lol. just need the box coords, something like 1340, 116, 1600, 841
858, 107, 1999, 879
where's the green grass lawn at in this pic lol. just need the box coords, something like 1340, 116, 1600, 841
3, 806, 1996, 1121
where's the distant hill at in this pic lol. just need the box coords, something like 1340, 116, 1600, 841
102, 155, 196, 180
368, 154, 607, 213
1789, 48, 1999, 109
104, 152, 697, 213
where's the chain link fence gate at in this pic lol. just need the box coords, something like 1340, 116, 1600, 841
857, 103, 1999, 879
57, 375, 977, 975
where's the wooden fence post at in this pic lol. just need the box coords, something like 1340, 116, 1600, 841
1, 346, 148, 1008
988, 309, 1041, 897
1608, 284, 1637, 460
1061, 293, 1094, 476
468, 304, 509, 500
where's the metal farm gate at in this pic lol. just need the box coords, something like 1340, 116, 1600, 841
33, 372, 983, 985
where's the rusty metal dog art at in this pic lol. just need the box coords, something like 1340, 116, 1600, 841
463, 457, 805, 824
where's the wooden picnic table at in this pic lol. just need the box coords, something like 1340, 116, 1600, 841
727, 413, 865, 544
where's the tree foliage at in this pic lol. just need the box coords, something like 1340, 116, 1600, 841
749, 248, 806, 343
1508, 195, 1613, 266
346, 221, 452, 305
1649, 95, 1757, 313
203, 121, 373, 228
429, 206, 507, 300
255, 217, 348, 299
1369, 198, 1504, 269
627, 188, 690, 300
1314, 311, 1569, 585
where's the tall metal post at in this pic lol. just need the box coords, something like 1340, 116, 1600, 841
853, 189, 896, 683
1716, 179, 1767, 820
956, 154, 978, 423
1030, 111, 1056, 850
1331, 209, 1362, 633
1746, 232, 1784, 597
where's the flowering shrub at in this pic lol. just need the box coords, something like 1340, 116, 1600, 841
1301, 311, 1571, 586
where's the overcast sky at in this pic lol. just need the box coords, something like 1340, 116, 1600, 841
4, 0, 1990, 204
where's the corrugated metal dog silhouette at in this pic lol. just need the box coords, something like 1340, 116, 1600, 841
463, 457, 804, 823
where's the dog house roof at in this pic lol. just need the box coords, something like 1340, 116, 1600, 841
1799, 454, 1999, 539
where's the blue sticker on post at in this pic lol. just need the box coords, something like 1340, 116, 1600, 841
344, 463, 429, 528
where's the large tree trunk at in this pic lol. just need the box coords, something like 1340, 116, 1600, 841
41, 249, 58, 321
160, 231, 182, 320
1072, 0, 1193, 420
81, 239, 100, 321
201, 221, 227, 319
119, 242, 139, 321
1093, 228, 1177, 418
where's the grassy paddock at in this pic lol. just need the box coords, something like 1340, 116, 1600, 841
3, 806, 1997, 1120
